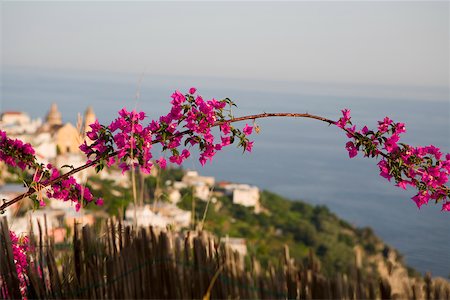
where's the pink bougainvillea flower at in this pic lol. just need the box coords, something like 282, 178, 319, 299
442, 201, 450, 211
0, 130, 36, 170
243, 124, 253, 136
169, 154, 183, 165
9, 231, 30, 299
377, 116, 393, 134
156, 157, 167, 169
424, 145, 442, 160
361, 126, 369, 135
346, 125, 356, 138
221, 136, 231, 146
336, 109, 351, 129
396, 180, 414, 190
384, 134, 400, 153
181, 149, 191, 159
345, 141, 358, 158
342, 109, 351, 120
220, 122, 231, 135
377, 159, 392, 182
412, 191, 430, 209
199, 156, 207, 166
245, 141, 254, 153
394, 122, 406, 134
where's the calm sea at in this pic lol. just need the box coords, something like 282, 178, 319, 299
2, 67, 449, 277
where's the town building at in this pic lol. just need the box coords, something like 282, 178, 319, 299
36, 103, 82, 155
181, 170, 215, 201
222, 183, 261, 213
0, 111, 42, 135
1, 111, 30, 125
223, 236, 248, 257
125, 203, 191, 230
182, 170, 215, 186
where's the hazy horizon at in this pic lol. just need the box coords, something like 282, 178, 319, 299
2, 65, 448, 108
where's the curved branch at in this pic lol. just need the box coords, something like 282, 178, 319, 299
0, 112, 335, 212
224, 112, 336, 125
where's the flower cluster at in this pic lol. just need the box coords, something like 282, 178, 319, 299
29, 164, 103, 211
0, 129, 102, 211
0, 130, 36, 170
80, 88, 253, 174
336, 109, 450, 211
80, 109, 153, 174
9, 231, 30, 299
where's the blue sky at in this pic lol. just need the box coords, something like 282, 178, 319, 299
1, 1, 449, 89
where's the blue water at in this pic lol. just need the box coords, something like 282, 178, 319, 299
1, 67, 449, 277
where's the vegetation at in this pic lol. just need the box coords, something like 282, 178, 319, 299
144, 166, 184, 200
86, 176, 132, 217
80, 166, 404, 278
169, 173, 387, 276
2, 165, 30, 184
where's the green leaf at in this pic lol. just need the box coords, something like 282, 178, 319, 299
95, 163, 105, 173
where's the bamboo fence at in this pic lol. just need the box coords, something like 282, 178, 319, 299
1, 217, 449, 299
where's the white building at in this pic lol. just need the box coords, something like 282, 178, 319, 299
0, 112, 42, 135
153, 202, 191, 229
182, 170, 215, 186
167, 188, 182, 204
223, 236, 248, 257
32, 132, 57, 164
180, 171, 215, 201
125, 204, 169, 228
125, 203, 191, 229
223, 183, 261, 213
192, 183, 211, 201
1, 111, 30, 125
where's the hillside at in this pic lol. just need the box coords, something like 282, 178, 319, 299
85, 166, 447, 287
128, 167, 405, 278
179, 187, 397, 276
